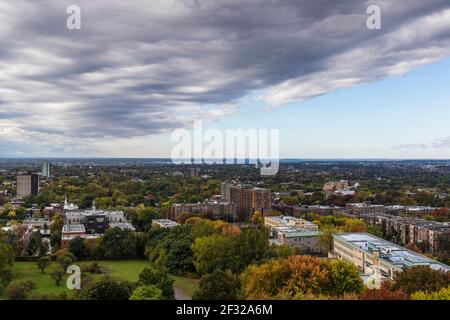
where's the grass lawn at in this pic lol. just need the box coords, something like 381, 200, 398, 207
4, 260, 199, 299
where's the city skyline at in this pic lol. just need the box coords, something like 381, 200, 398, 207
1, 1, 450, 158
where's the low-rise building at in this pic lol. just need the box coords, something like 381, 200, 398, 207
346, 203, 386, 215
265, 215, 320, 253
110, 222, 136, 231
61, 224, 101, 248
330, 232, 450, 288
360, 213, 450, 255
152, 219, 180, 228
170, 201, 236, 220
273, 204, 346, 217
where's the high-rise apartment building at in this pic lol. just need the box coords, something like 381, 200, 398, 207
220, 182, 230, 201
42, 161, 51, 178
190, 167, 201, 178
229, 184, 271, 221
16, 173, 39, 198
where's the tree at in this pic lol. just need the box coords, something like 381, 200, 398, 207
192, 270, 240, 300
129, 285, 163, 300
97, 228, 129, 259
69, 237, 89, 260
37, 256, 52, 274
0, 231, 14, 291
231, 228, 270, 272
192, 234, 234, 274
153, 226, 195, 275
26, 231, 42, 256
251, 210, 264, 226
4, 280, 36, 300
137, 267, 175, 299
82, 277, 133, 300
49, 264, 65, 286
55, 250, 76, 270
242, 256, 364, 299
130, 205, 160, 231
389, 266, 450, 295
411, 286, 450, 300
328, 260, 364, 296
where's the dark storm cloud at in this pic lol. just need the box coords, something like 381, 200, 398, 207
0, 0, 450, 150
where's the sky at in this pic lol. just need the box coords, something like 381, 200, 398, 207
0, 0, 450, 158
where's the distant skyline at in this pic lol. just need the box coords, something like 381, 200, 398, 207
1, 1, 450, 158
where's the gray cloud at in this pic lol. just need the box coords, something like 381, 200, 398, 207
432, 136, 450, 148
1, 0, 450, 154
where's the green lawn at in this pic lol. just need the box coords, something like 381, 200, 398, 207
4, 260, 199, 300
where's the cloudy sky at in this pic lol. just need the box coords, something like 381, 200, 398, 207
1, 0, 450, 158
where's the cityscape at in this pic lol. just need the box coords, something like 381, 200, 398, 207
0, 159, 449, 301
0, 0, 450, 312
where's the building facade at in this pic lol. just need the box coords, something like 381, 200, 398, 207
16, 173, 39, 198
265, 215, 320, 253
229, 185, 271, 221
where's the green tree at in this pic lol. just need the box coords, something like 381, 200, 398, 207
192, 270, 240, 300
37, 256, 52, 274
69, 237, 89, 260
129, 285, 163, 300
328, 260, 364, 296
83, 277, 133, 300
231, 228, 270, 272
0, 231, 14, 291
49, 264, 65, 286
137, 267, 175, 299
26, 231, 42, 256
148, 225, 195, 275
192, 234, 233, 274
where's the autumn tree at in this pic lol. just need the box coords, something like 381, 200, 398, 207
4, 280, 36, 300
251, 210, 264, 226
242, 255, 363, 299
129, 285, 163, 300
411, 286, 450, 300
389, 266, 450, 295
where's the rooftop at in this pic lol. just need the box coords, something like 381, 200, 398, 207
265, 215, 317, 227
110, 222, 136, 231
65, 209, 125, 217
62, 224, 86, 234
274, 226, 320, 237
152, 219, 180, 228
334, 232, 450, 272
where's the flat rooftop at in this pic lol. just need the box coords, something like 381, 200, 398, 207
152, 219, 179, 228
65, 209, 124, 216
334, 232, 450, 272
110, 222, 136, 231
274, 226, 320, 237
266, 215, 316, 225
62, 224, 85, 233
